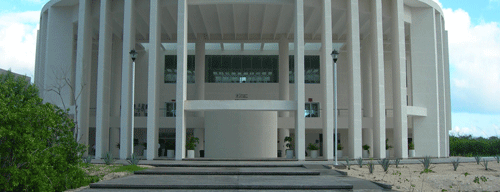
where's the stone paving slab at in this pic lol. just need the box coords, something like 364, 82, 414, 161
89, 175, 353, 190
135, 167, 320, 175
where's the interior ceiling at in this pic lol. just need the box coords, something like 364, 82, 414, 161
86, 0, 401, 43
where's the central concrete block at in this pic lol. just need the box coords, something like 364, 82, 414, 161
205, 111, 277, 158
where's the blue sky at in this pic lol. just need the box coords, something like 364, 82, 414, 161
0, 0, 499, 138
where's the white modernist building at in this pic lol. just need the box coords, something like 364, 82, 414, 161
35, 0, 451, 160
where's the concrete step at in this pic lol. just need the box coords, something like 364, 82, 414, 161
89, 175, 353, 190
134, 167, 320, 176
150, 164, 305, 168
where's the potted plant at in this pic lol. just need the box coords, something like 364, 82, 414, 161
307, 143, 319, 158
385, 138, 393, 158
166, 141, 175, 158
408, 142, 415, 157
142, 143, 147, 159
116, 143, 120, 149
362, 144, 370, 158
186, 136, 199, 158
337, 143, 343, 158
284, 136, 294, 159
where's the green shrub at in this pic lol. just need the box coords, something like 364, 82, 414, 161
420, 156, 432, 170
0, 71, 89, 191
345, 158, 351, 170
474, 156, 482, 165
395, 158, 402, 168
450, 135, 500, 156
494, 155, 499, 163
103, 151, 115, 165
482, 159, 489, 170
307, 143, 319, 150
368, 160, 375, 174
83, 156, 93, 165
356, 157, 363, 168
378, 158, 390, 172
128, 153, 140, 165
451, 158, 460, 171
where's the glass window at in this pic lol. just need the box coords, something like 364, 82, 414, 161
165, 102, 176, 117
305, 103, 320, 118
289, 55, 320, 84
164, 55, 195, 84
206, 55, 278, 83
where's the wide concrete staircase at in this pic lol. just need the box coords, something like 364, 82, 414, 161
89, 163, 354, 190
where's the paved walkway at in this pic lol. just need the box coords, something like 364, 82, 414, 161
79, 157, 498, 192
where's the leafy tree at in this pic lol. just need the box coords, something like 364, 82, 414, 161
0, 71, 93, 191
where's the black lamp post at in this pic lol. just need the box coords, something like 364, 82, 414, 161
129, 49, 137, 157
331, 49, 339, 165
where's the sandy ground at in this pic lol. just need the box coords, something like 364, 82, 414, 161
329, 159, 500, 191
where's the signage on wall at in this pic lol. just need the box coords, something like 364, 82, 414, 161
236, 94, 248, 100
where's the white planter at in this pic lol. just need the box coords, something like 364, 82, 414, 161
337, 150, 343, 158
167, 150, 175, 158
143, 149, 147, 159
362, 150, 369, 158
386, 150, 391, 158
286, 150, 294, 159
187, 150, 195, 158
310, 150, 318, 158
409, 150, 415, 157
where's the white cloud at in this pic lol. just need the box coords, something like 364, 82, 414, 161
450, 126, 476, 136
443, 8, 500, 113
0, 11, 40, 80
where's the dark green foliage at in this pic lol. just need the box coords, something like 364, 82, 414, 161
449, 135, 500, 156
356, 157, 363, 168
186, 136, 199, 150
83, 156, 93, 165
0, 71, 90, 191
378, 158, 390, 172
307, 143, 319, 150
284, 136, 293, 150
482, 159, 489, 170
451, 158, 460, 171
495, 155, 500, 163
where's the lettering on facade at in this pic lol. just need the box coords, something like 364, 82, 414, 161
235, 94, 248, 100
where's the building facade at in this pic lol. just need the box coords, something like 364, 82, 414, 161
34, 0, 451, 160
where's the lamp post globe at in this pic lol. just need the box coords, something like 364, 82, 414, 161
331, 49, 339, 63
129, 49, 138, 61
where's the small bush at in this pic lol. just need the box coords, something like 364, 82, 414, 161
420, 156, 432, 170
451, 158, 460, 171
494, 155, 499, 163
83, 156, 93, 165
368, 160, 375, 174
474, 156, 482, 165
395, 158, 402, 168
128, 153, 140, 165
345, 158, 351, 170
357, 157, 363, 168
379, 158, 390, 172
103, 152, 115, 165
307, 143, 319, 150
482, 159, 489, 170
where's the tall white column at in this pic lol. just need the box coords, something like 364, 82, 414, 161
147, 0, 161, 160
96, 0, 112, 159
120, 0, 136, 159
279, 36, 290, 118
391, 0, 408, 158
411, 7, 440, 157
278, 36, 290, 156
361, 38, 372, 118
370, 0, 386, 159
75, 0, 93, 156
347, 0, 362, 159
195, 41, 205, 117
175, 0, 188, 160
436, 13, 447, 158
36, 11, 48, 97
320, 0, 334, 161
444, 30, 451, 157
294, 0, 306, 161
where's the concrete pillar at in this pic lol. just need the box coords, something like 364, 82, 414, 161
361, 38, 372, 118
294, 0, 306, 161
194, 128, 204, 157
175, 0, 188, 160
279, 36, 290, 118
320, 0, 334, 161
347, 0, 362, 159
120, 0, 136, 159
278, 128, 290, 156
370, 0, 386, 159
75, 0, 93, 156
195, 41, 205, 117
147, 0, 161, 160
411, 7, 440, 157
36, 11, 48, 97
110, 127, 120, 157
391, 0, 408, 158
444, 30, 451, 157
435, 13, 447, 158
95, 0, 112, 159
